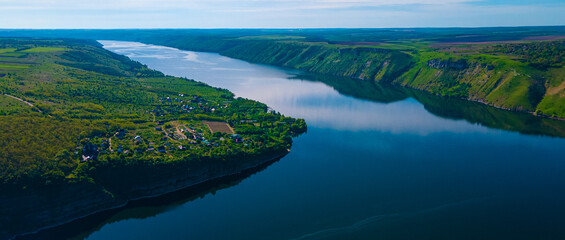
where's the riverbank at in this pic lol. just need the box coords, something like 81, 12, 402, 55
117, 31, 563, 120
2, 149, 290, 240
1, 29, 563, 118
8, 37, 564, 240
0, 39, 305, 240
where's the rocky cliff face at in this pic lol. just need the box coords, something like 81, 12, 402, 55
0, 150, 288, 240
426, 59, 468, 69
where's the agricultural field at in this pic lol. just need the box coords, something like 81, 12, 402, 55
203, 120, 234, 134
0, 48, 34, 71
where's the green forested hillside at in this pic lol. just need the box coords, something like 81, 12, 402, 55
0, 38, 306, 190
150, 37, 565, 119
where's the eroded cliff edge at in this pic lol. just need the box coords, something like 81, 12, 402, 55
1, 149, 289, 240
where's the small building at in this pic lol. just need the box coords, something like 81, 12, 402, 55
115, 129, 126, 139
231, 134, 241, 140
117, 145, 124, 153
100, 140, 109, 149
231, 134, 243, 143
155, 126, 162, 131
157, 146, 166, 153
81, 155, 95, 162
81, 143, 98, 162
240, 120, 257, 123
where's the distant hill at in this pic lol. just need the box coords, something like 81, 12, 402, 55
1, 27, 564, 118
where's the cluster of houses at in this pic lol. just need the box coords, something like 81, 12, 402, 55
80, 137, 113, 162
146, 141, 167, 153
79, 97, 255, 161
153, 94, 230, 116
80, 129, 250, 162
134, 134, 168, 153
158, 95, 201, 106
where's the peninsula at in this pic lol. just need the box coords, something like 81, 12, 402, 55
0, 38, 306, 240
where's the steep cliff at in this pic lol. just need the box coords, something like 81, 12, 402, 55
0, 150, 288, 240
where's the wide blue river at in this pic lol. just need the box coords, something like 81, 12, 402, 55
45, 41, 565, 240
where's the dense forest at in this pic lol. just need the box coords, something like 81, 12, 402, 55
0, 39, 306, 190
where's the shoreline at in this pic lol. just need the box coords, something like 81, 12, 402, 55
5, 149, 290, 240
130, 40, 565, 123
398, 83, 565, 122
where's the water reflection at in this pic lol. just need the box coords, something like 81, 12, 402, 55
42, 41, 565, 240
17, 158, 283, 240
101, 40, 565, 137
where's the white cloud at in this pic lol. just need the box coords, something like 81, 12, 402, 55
0, 0, 481, 11
0, 0, 563, 28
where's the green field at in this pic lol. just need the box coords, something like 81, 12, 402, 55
0, 48, 16, 53
0, 47, 34, 72
20, 47, 67, 53
0, 64, 30, 70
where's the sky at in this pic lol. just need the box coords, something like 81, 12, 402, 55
0, 0, 564, 29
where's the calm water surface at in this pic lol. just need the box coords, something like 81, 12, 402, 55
63, 41, 565, 240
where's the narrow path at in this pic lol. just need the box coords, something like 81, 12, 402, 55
162, 128, 181, 143
4, 94, 38, 110
174, 125, 188, 140
547, 81, 565, 96
4, 94, 54, 117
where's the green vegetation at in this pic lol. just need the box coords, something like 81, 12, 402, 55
0, 94, 32, 115
484, 41, 565, 69
0, 38, 306, 190
298, 73, 565, 138
0, 28, 562, 123
20, 47, 67, 53
0, 64, 30, 70
101, 28, 562, 119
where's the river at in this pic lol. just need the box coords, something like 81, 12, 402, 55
29, 41, 565, 240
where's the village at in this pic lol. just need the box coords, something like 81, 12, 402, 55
79, 93, 264, 162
